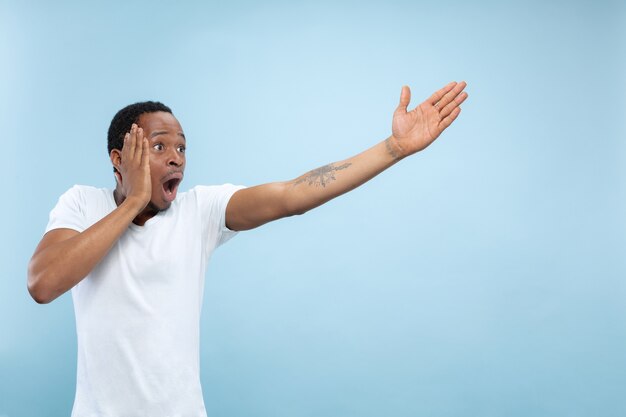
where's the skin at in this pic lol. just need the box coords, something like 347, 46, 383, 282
225, 81, 468, 230
27, 81, 468, 303
109, 111, 187, 226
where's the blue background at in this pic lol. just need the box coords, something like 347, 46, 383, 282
1, 1, 625, 416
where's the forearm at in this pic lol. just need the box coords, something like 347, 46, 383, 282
226, 136, 405, 231
27, 198, 143, 303
284, 136, 404, 215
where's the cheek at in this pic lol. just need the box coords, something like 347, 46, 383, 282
147, 154, 162, 174
148, 161, 161, 189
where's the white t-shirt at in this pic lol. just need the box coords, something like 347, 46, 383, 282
46, 184, 244, 417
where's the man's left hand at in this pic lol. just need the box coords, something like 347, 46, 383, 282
390, 81, 468, 158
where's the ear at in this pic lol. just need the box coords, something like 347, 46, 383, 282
110, 149, 122, 184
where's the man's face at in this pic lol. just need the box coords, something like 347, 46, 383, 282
137, 111, 186, 211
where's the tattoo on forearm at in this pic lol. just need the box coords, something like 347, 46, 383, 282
385, 137, 402, 162
294, 163, 352, 188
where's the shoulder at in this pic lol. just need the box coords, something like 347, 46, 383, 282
59, 185, 112, 205
51, 185, 114, 218
46, 185, 114, 233
66, 184, 110, 196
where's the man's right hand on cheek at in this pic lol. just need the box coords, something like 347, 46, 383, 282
115, 124, 152, 212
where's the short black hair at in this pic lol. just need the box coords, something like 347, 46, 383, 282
107, 101, 173, 154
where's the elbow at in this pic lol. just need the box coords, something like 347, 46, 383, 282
288, 206, 309, 217
285, 200, 314, 217
27, 277, 55, 304
30, 291, 53, 305
27, 263, 57, 304
28, 282, 54, 304
282, 194, 310, 218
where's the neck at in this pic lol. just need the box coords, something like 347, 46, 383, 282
113, 188, 159, 226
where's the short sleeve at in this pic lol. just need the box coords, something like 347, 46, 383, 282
193, 184, 246, 251
45, 185, 88, 233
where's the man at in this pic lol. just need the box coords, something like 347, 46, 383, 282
27, 81, 467, 416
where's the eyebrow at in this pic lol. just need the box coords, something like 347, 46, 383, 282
150, 130, 186, 140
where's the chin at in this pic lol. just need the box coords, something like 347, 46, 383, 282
147, 201, 171, 213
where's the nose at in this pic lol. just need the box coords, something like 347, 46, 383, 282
167, 149, 184, 167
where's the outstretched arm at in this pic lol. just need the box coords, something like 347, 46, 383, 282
226, 81, 468, 231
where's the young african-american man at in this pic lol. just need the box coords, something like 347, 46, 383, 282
28, 81, 468, 416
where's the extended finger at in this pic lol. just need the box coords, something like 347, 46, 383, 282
439, 106, 461, 131
428, 81, 457, 106
141, 136, 150, 170
434, 81, 467, 111
397, 85, 411, 113
121, 132, 130, 161
439, 90, 468, 119
134, 127, 145, 163
128, 124, 138, 160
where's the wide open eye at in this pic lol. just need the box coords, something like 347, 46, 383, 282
177, 145, 186, 153
153, 143, 164, 151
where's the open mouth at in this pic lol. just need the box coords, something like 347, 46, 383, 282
163, 178, 181, 195
161, 173, 183, 202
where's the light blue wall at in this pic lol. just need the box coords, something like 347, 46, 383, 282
1, 1, 625, 416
